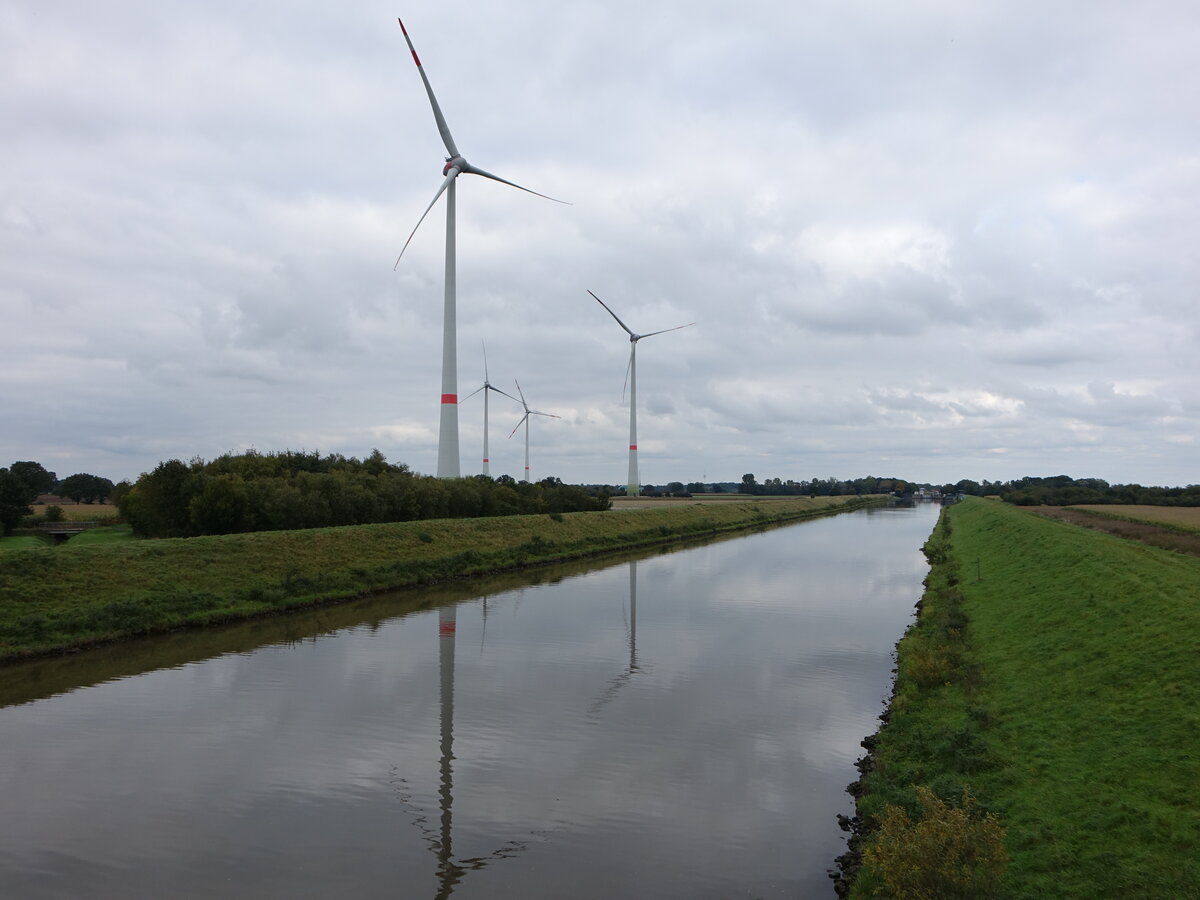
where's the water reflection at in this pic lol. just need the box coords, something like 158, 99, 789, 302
589, 560, 642, 718
392, 606, 531, 899
0, 503, 941, 899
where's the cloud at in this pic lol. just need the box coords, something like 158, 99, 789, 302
2, 0, 1198, 486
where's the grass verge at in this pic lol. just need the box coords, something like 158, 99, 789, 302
838, 498, 1200, 897
1, 496, 877, 662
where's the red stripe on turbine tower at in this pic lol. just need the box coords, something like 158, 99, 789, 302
441, 394, 457, 404
629, 444, 637, 450
439, 621, 456, 636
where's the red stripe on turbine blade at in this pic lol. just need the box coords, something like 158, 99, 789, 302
411, 50, 421, 66
441, 393, 457, 404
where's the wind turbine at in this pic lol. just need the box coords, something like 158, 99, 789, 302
508, 379, 560, 483
588, 290, 693, 496
395, 18, 567, 479
460, 343, 518, 477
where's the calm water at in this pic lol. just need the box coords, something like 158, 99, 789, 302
0, 503, 939, 899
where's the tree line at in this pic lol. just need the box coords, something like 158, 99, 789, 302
675, 474, 910, 497
0, 461, 116, 535
116, 449, 611, 538
944, 475, 1200, 507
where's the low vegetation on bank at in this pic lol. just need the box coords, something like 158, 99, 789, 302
838, 498, 1200, 897
0, 495, 877, 662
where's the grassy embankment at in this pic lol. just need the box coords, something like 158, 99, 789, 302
0, 495, 876, 662
842, 497, 1200, 898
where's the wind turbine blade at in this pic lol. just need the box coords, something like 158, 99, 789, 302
394, 168, 459, 268
513, 379, 528, 409
508, 412, 530, 439
588, 290, 635, 337
486, 384, 520, 403
397, 19, 459, 158
621, 346, 633, 402
638, 322, 695, 339
461, 384, 485, 402
530, 411, 561, 419
463, 164, 569, 204
481, 340, 490, 383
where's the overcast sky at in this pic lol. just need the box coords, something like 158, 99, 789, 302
3, 0, 1197, 488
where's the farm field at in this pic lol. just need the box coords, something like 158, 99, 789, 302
31, 502, 119, 521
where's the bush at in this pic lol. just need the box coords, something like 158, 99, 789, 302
44, 505, 65, 523
864, 786, 1007, 899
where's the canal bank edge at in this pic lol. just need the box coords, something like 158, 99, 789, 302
830, 503, 1000, 897
1, 495, 883, 662
833, 497, 1200, 897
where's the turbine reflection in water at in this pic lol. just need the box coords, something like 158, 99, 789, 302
588, 560, 646, 718
393, 605, 531, 899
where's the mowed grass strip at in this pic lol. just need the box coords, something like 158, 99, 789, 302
0, 496, 874, 660
949, 499, 1200, 896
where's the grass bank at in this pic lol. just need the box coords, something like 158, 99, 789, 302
1, 495, 876, 662
839, 498, 1200, 897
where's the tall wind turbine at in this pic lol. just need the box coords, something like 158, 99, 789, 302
460, 343, 518, 477
395, 18, 566, 478
588, 290, 693, 496
508, 379, 560, 483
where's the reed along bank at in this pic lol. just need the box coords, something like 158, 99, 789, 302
0, 495, 878, 662
837, 497, 1200, 898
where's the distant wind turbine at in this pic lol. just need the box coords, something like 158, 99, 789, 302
588, 290, 693, 496
460, 342, 518, 477
395, 18, 567, 478
508, 379, 560, 483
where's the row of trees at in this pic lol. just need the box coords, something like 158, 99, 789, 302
944, 475, 1200, 506
118, 449, 611, 538
717, 474, 910, 497
0, 461, 116, 534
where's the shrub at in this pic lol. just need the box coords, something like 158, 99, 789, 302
44, 505, 64, 523
864, 786, 1007, 899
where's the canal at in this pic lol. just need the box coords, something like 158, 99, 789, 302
0, 502, 940, 898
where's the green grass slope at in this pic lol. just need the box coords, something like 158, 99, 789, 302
957, 499, 1200, 896
846, 498, 1200, 897
1, 496, 874, 661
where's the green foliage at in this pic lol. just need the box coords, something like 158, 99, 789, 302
0, 468, 35, 535
119, 450, 611, 538
44, 505, 65, 523
57, 472, 115, 504
864, 786, 1008, 899
10, 461, 56, 495
994, 475, 1200, 506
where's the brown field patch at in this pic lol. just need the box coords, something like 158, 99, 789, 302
1067, 504, 1200, 531
33, 502, 119, 521
1032, 506, 1200, 557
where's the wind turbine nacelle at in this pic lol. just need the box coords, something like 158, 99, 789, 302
443, 156, 468, 176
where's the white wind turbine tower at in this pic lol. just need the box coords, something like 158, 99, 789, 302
508, 379, 560, 483
588, 291, 693, 497
460, 343, 518, 477
395, 18, 566, 478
